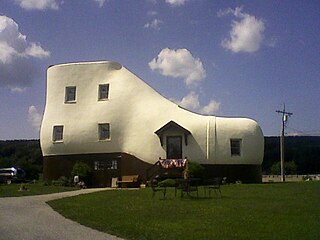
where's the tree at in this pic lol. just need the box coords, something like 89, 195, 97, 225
270, 161, 297, 175
71, 161, 93, 183
188, 162, 204, 178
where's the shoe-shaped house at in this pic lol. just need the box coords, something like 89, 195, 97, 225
40, 61, 264, 186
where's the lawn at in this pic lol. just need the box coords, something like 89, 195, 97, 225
48, 182, 320, 240
0, 182, 78, 197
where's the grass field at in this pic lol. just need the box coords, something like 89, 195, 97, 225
48, 182, 320, 240
0, 182, 77, 197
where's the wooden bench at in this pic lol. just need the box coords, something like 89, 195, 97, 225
117, 175, 140, 188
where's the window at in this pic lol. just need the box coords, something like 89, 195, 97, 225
53, 125, 64, 142
94, 160, 117, 170
65, 86, 76, 103
230, 139, 242, 156
94, 161, 105, 170
108, 160, 118, 170
98, 123, 110, 140
98, 84, 109, 100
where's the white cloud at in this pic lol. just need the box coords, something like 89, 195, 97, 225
24, 42, 50, 58
146, 0, 157, 4
93, 0, 106, 8
165, 0, 188, 6
144, 19, 163, 30
0, 41, 18, 64
200, 100, 221, 115
149, 48, 206, 87
0, 15, 50, 90
266, 36, 277, 48
177, 92, 221, 115
28, 105, 42, 130
14, 0, 59, 10
179, 91, 200, 110
221, 7, 265, 53
147, 10, 158, 16
10, 87, 26, 92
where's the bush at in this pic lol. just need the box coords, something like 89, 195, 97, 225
71, 161, 93, 183
187, 162, 204, 178
42, 180, 51, 186
158, 179, 176, 187
51, 176, 71, 187
51, 180, 60, 186
58, 176, 71, 186
271, 161, 297, 175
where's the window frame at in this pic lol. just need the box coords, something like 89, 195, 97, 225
230, 138, 242, 157
94, 161, 105, 171
109, 159, 118, 170
65, 86, 76, 103
98, 84, 109, 101
94, 160, 117, 171
53, 125, 64, 143
98, 123, 111, 141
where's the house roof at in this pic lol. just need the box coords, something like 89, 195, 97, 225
154, 121, 191, 146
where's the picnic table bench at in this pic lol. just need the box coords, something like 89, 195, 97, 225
117, 175, 140, 188
150, 179, 167, 198
203, 177, 222, 197
177, 178, 199, 198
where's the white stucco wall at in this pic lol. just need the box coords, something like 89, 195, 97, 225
40, 61, 264, 165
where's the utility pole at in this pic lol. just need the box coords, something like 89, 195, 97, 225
276, 104, 293, 182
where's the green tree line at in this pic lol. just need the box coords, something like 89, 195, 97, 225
0, 137, 319, 180
263, 136, 320, 175
0, 140, 42, 180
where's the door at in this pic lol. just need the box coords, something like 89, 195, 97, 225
166, 136, 182, 159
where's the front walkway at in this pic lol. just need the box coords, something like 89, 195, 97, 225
0, 188, 124, 240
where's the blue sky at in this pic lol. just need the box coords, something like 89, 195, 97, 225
0, 0, 319, 140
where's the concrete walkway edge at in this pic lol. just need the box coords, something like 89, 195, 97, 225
0, 188, 124, 240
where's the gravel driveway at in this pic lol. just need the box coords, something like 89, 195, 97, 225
0, 188, 124, 240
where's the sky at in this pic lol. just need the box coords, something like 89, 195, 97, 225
0, 0, 319, 140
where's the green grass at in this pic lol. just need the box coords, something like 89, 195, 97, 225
0, 182, 77, 197
48, 182, 320, 240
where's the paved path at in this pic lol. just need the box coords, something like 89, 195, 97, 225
0, 188, 124, 240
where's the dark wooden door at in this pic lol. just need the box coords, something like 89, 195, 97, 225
166, 136, 182, 159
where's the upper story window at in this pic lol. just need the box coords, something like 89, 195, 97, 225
230, 139, 242, 156
65, 86, 76, 103
53, 125, 64, 142
98, 123, 110, 140
98, 84, 109, 101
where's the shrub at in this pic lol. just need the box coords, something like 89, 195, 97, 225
42, 180, 51, 186
58, 176, 71, 186
187, 162, 204, 178
158, 178, 176, 187
271, 161, 297, 175
50, 176, 72, 187
71, 161, 93, 184
51, 180, 60, 186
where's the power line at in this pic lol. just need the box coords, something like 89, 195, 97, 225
276, 104, 293, 182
